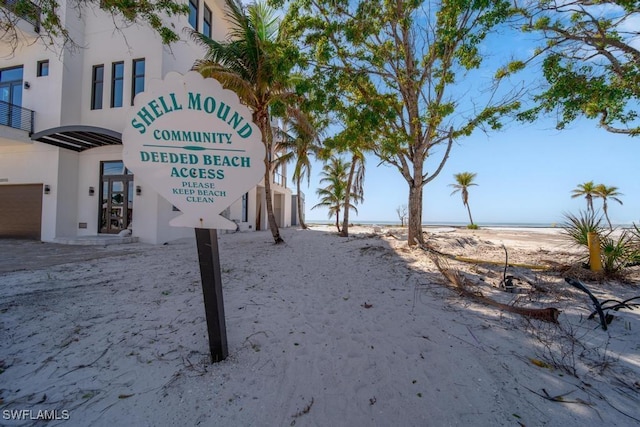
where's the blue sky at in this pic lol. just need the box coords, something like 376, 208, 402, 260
301, 116, 639, 226
287, 4, 640, 227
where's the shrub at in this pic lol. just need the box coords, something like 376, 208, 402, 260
627, 223, 640, 266
466, 224, 479, 230
561, 210, 606, 248
600, 231, 637, 274
562, 212, 640, 275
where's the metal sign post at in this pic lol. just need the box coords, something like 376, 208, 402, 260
195, 228, 228, 362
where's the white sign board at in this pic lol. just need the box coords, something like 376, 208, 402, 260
122, 72, 265, 229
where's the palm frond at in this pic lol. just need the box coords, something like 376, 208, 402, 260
249, 1, 279, 42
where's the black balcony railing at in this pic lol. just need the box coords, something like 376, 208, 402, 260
1, 0, 41, 32
0, 100, 34, 133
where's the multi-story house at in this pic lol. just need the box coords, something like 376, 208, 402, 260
0, 0, 292, 243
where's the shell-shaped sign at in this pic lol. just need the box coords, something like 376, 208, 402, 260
122, 72, 265, 230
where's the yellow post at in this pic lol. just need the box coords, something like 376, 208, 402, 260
587, 232, 602, 272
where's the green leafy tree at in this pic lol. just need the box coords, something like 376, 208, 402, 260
312, 156, 361, 232
571, 181, 598, 212
595, 184, 623, 230
191, 0, 301, 244
515, 1, 640, 136
1, 0, 187, 53
280, 0, 522, 245
449, 172, 478, 226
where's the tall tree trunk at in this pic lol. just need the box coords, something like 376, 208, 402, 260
340, 156, 357, 237
466, 203, 474, 225
408, 184, 424, 246
296, 176, 307, 229
256, 110, 283, 244
335, 209, 341, 232
263, 157, 283, 243
603, 202, 612, 230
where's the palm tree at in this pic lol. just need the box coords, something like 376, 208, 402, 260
449, 172, 478, 226
190, 0, 298, 244
322, 120, 373, 237
571, 181, 597, 212
340, 150, 366, 237
312, 157, 358, 232
595, 184, 623, 230
274, 108, 323, 230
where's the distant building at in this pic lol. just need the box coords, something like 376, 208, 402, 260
0, 0, 291, 243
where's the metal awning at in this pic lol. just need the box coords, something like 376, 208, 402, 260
31, 125, 122, 152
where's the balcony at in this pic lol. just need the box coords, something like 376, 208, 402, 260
0, 100, 34, 133
1, 0, 41, 34
273, 171, 286, 188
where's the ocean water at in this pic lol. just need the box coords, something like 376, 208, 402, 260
306, 220, 561, 228
307, 220, 638, 229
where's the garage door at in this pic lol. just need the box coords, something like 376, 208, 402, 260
0, 184, 43, 240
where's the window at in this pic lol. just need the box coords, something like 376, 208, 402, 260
37, 60, 49, 77
241, 193, 248, 222
131, 58, 145, 105
189, 0, 198, 30
0, 66, 24, 128
91, 65, 104, 110
101, 161, 131, 176
111, 61, 124, 108
203, 5, 212, 38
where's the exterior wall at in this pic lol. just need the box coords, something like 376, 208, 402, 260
130, 178, 162, 244
57, 0, 86, 127
76, 147, 194, 244
1, 0, 293, 243
254, 179, 292, 231
224, 187, 258, 232
272, 181, 292, 229
55, 149, 80, 238
0, 38, 63, 133
0, 139, 60, 240
155, 190, 193, 244
1, 0, 229, 134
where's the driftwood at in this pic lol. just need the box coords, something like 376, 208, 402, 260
565, 277, 609, 330
419, 240, 551, 270
430, 253, 560, 324
566, 277, 640, 330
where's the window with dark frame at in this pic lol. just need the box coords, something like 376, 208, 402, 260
37, 60, 49, 77
189, 0, 198, 30
242, 193, 248, 222
0, 66, 24, 128
131, 58, 145, 105
91, 64, 104, 110
111, 61, 124, 108
203, 4, 212, 38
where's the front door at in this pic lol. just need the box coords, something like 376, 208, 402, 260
99, 161, 133, 234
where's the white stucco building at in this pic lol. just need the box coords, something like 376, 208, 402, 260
0, 0, 292, 243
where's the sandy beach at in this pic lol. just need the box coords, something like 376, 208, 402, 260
1, 225, 639, 426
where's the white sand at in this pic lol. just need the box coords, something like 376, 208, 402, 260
1, 226, 639, 426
